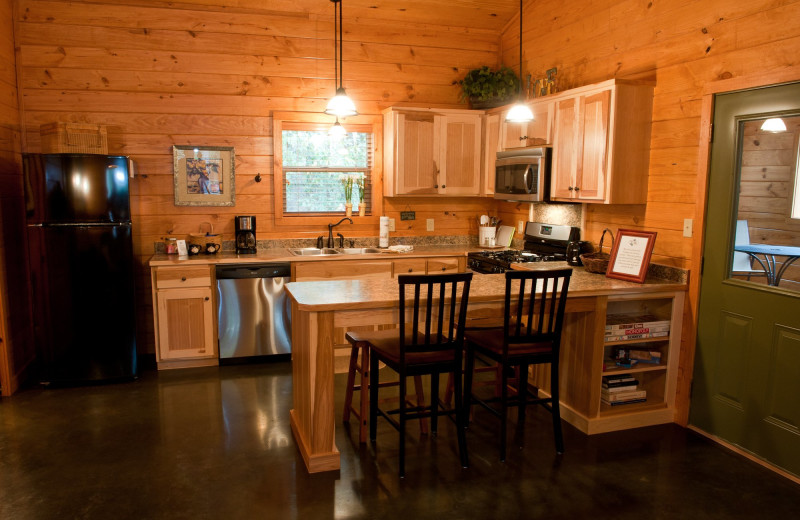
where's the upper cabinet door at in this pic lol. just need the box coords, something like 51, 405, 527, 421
396, 112, 439, 195
551, 96, 580, 199
440, 113, 482, 195
576, 89, 611, 202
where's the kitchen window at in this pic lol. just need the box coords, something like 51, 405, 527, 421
281, 128, 372, 214
272, 113, 382, 226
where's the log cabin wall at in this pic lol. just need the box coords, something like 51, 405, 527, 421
737, 118, 800, 291
10, 0, 504, 354
498, 0, 800, 269
0, 0, 35, 395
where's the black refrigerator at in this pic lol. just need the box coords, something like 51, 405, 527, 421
24, 153, 138, 384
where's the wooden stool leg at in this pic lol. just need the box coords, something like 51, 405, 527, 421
358, 345, 370, 443
342, 343, 359, 424
443, 373, 454, 406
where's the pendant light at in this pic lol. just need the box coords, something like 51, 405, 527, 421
328, 117, 346, 138
325, 0, 357, 118
760, 118, 787, 132
506, 0, 533, 123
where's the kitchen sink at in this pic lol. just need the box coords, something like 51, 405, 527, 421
288, 247, 384, 256
339, 247, 383, 254
288, 248, 341, 256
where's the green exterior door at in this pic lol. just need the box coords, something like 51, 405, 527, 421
690, 81, 800, 477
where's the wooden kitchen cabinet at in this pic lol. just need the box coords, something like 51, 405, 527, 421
292, 256, 465, 281
499, 100, 554, 149
550, 80, 653, 204
531, 290, 684, 435
383, 107, 482, 197
151, 265, 218, 368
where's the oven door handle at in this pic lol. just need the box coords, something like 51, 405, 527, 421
523, 165, 534, 194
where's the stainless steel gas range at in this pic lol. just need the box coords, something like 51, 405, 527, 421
467, 222, 581, 274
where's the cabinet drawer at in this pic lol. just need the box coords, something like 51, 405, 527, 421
155, 266, 212, 289
393, 259, 427, 276
427, 258, 460, 273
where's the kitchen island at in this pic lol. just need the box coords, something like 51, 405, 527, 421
285, 264, 687, 473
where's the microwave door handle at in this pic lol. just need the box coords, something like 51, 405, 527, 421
523, 165, 533, 193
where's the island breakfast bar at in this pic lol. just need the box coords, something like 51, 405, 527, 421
285, 265, 687, 473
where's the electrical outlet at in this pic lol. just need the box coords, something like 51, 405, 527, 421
518, 220, 525, 233
683, 218, 693, 238
388, 218, 396, 232
426, 218, 434, 231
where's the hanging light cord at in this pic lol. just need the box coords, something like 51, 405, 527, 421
518, 0, 524, 100
332, 0, 339, 90
338, 0, 344, 90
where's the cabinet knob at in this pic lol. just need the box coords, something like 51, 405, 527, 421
442, 184, 446, 188
520, 135, 528, 141
408, 268, 413, 272
181, 276, 187, 281
574, 186, 580, 192
434, 184, 439, 188
568, 186, 574, 191
204, 297, 209, 301
441, 267, 446, 271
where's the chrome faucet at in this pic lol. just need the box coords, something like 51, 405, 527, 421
327, 217, 353, 248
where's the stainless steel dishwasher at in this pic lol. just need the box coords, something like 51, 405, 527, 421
216, 263, 291, 361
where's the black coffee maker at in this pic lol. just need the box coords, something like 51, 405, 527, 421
235, 215, 257, 254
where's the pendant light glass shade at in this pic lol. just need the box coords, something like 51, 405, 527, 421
760, 118, 787, 132
325, 87, 358, 118
506, 0, 533, 123
325, 0, 357, 119
328, 117, 346, 138
506, 102, 534, 123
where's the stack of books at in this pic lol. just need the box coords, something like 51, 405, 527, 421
601, 374, 647, 406
605, 313, 670, 342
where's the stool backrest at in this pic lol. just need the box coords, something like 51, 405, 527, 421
397, 272, 473, 356
503, 269, 572, 350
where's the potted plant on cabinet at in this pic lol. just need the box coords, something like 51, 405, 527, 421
458, 66, 520, 109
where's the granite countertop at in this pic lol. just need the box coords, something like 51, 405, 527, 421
285, 263, 687, 312
148, 245, 495, 267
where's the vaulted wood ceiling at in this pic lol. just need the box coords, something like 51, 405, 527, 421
84, 0, 522, 31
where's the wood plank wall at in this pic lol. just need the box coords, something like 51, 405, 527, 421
738, 118, 800, 290
0, 0, 35, 395
498, 0, 800, 269
11, 0, 503, 354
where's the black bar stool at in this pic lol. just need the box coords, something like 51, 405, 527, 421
464, 268, 572, 461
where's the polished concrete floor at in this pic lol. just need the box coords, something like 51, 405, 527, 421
1, 361, 799, 519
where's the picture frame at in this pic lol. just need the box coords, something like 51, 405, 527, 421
173, 145, 235, 206
606, 229, 657, 283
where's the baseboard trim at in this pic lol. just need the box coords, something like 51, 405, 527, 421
687, 425, 800, 485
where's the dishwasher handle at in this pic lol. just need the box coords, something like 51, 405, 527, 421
215, 263, 290, 279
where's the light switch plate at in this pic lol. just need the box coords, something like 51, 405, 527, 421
518, 220, 525, 233
426, 218, 434, 231
388, 218, 396, 232
683, 218, 693, 238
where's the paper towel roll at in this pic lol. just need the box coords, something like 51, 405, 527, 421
379, 216, 389, 248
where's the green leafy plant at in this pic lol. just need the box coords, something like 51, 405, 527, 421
458, 66, 520, 106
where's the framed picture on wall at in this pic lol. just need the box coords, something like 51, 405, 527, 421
173, 145, 235, 206
606, 229, 657, 283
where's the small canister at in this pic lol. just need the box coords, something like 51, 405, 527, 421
165, 237, 178, 255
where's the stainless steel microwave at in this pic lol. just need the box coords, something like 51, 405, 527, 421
493, 146, 551, 202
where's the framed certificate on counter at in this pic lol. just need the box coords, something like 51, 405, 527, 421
606, 229, 657, 283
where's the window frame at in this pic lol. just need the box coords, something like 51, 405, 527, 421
272, 112, 383, 230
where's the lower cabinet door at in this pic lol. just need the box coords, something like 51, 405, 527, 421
156, 287, 216, 361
